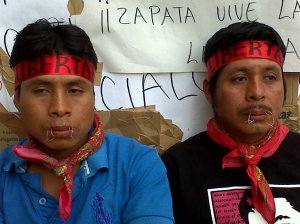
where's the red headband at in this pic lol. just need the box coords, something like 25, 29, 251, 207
206, 41, 284, 79
14, 55, 95, 88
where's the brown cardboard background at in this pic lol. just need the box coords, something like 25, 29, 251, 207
0, 72, 298, 153
0, 48, 14, 96
0, 107, 183, 153
279, 73, 300, 132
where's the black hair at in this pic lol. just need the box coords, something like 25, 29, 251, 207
204, 21, 286, 97
10, 19, 97, 69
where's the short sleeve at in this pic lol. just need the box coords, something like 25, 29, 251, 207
123, 147, 174, 224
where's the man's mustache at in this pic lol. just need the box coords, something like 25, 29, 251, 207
239, 104, 273, 114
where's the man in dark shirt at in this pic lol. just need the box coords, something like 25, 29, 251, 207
162, 21, 300, 224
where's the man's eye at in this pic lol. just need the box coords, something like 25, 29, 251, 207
69, 89, 83, 94
265, 75, 277, 81
233, 76, 247, 82
33, 88, 48, 94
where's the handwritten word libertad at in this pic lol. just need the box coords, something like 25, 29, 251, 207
286, 38, 300, 59
278, 0, 300, 19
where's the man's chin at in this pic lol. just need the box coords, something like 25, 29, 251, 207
226, 123, 272, 144
39, 139, 79, 154
240, 124, 272, 143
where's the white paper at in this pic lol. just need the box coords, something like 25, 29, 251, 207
94, 72, 213, 139
75, 0, 300, 73
0, 0, 71, 57
0, 0, 298, 141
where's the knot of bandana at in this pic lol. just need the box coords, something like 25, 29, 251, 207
207, 117, 289, 224
240, 145, 261, 165
13, 113, 105, 221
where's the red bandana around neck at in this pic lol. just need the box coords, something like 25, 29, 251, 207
206, 40, 284, 79
13, 113, 105, 221
207, 117, 289, 224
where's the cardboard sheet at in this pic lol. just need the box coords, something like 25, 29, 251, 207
0, 122, 20, 150
278, 73, 300, 132
68, 0, 84, 15
99, 106, 183, 153
0, 47, 14, 96
94, 63, 103, 86
279, 104, 300, 133
0, 106, 183, 153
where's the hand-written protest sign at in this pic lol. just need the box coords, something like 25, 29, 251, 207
0, 0, 299, 141
0, 0, 71, 58
74, 0, 300, 73
94, 72, 213, 140
0, 0, 212, 140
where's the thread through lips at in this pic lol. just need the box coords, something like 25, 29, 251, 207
247, 110, 267, 122
47, 126, 75, 141
247, 110, 274, 127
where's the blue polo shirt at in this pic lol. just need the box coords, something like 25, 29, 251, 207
0, 133, 174, 224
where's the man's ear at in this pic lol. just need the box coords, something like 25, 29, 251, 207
203, 79, 213, 105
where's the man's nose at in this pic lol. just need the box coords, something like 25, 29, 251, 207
246, 78, 266, 101
49, 91, 71, 117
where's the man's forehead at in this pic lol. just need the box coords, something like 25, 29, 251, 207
21, 74, 92, 86
220, 58, 282, 74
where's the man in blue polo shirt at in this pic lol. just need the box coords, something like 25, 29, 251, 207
0, 19, 174, 224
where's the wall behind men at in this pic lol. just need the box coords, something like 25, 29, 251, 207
0, 0, 299, 140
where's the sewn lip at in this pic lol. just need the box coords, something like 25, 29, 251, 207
245, 109, 269, 122
49, 126, 74, 137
